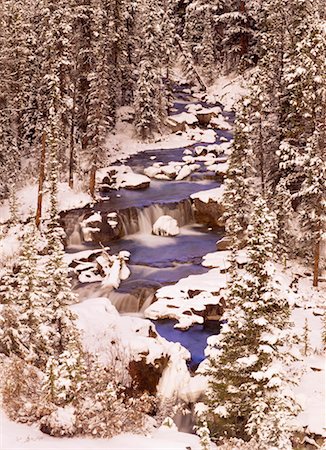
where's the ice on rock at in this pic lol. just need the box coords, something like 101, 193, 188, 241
152, 215, 180, 237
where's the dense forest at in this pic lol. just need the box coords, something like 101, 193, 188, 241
0, 0, 325, 449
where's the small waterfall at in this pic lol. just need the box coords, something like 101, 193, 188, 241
120, 199, 194, 235
68, 223, 82, 246
109, 288, 155, 314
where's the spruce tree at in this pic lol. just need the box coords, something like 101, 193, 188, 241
204, 197, 300, 445
223, 99, 251, 252
44, 103, 79, 357
134, 0, 166, 140
0, 223, 51, 366
295, 131, 326, 286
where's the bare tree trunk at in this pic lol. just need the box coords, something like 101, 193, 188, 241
239, 1, 249, 56
313, 239, 320, 287
36, 132, 46, 228
89, 166, 96, 199
69, 84, 76, 189
258, 118, 265, 197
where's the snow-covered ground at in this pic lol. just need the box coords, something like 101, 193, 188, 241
1, 413, 215, 450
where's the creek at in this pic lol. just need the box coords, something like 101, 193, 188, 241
63, 85, 233, 368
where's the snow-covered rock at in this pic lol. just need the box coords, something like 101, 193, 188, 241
191, 186, 226, 227
71, 297, 194, 399
97, 165, 150, 191
152, 216, 180, 237
144, 269, 227, 329
67, 248, 130, 287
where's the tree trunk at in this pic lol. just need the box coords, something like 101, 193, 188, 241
258, 118, 265, 197
68, 84, 76, 189
89, 166, 96, 199
239, 1, 248, 56
36, 132, 46, 228
313, 239, 320, 287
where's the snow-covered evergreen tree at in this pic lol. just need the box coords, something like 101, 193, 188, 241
134, 0, 167, 140
0, 223, 51, 366
84, 0, 113, 196
218, 0, 256, 71
223, 99, 251, 252
204, 197, 300, 445
44, 112, 80, 356
43, 349, 85, 407
295, 131, 326, 286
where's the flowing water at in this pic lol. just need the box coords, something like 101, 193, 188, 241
63, 85, 233, 368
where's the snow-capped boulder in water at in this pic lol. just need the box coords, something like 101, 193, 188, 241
152, 216, 180, 237
190, 186, 226, 228
97, 165, 150, 191
120, 173, 150, 190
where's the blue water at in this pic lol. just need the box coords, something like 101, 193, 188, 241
155, 320, 221, 369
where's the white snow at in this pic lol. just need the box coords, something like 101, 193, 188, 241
1, 410, 216, 449
205, 73, 248, 111
0, 183, 93, 224
152, 216, 180, 237
145, 269, 227, 329
191, 185, 225, 204
70, 297, 195, 401
210, 116, 232, 130
168, 112, 198, 125
97, 165, 150, 190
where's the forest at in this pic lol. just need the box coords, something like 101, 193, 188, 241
0, 0, 325, 449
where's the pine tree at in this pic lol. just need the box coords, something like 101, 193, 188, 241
295, 131, 326, 286
183, 0, 224, 67
218, 0, 256, 71
204, 197, 300, 445
84, 0, 113, 197
223, 99, 251, 252
0, 223, 51, 366
8, 181, 20, 226
134, 0, 167, 140
43, 349, 85, 407
44, 107, 80, 357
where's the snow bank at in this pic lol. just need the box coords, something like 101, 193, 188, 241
0, 183, 92, 224
1, 409, 216, 449
205, 73, 247, 111
71, 297, 194, 400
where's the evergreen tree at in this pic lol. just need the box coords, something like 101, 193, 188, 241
44, 106, 79, 357
223, 99, 251, 252
43, 349, 85, 406
204, 197, 300, 445
133, 0, 167, 140
295, 131, 326, 286
218, 0, 256, 71
0, 223, 51, 366
84, 0, 113, 196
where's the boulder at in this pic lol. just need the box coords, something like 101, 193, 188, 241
120, 173, 150, 190
192, 197, 225, 228
152, 216, 180, 237
80, 211, 123, 244
129, 355, 170, 395
216, 236, 232, 251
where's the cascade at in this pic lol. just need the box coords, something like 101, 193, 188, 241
120, 199, 194, 235
68, 223, 82, 246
